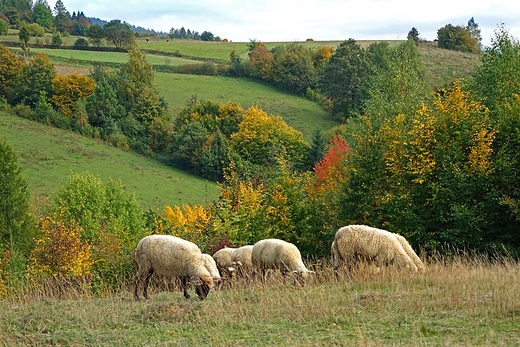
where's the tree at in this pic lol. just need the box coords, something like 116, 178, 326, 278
230, 106, 309, 169
53, 0, 71, 33
470, 24, 520, 114
0, 139, 34, 270
271, 43, 317, 94
407, 27, 420, 43
200, 31, 214, 41
317, 39, 371, 119
18, 24, 30, 49
437, 24, 478, 53
0, 19, 9, 35
467, 17, 482, 50
248, 42, 274, 81
12, 53, 56, 107
118, 44, 166, 124
103, 20, 133, 49
32, 2, 53, 29
363, 40, 430, 120
50, 74, 96, 116
86, 24, 104, 48
0, 43, 24, 103
50, 31, 62, 48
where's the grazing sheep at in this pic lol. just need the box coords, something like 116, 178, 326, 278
252, 239, 314, 283
202, 253, 222, 279
393, 233, 425, 272
231, 245, 254, 277
332, 225, 418, 273
134, 235, 214, 301
212, 247, 236, 279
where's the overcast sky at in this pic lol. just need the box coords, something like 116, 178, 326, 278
50, 0, 520, 47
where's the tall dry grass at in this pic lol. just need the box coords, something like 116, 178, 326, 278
1, 255, 519, 346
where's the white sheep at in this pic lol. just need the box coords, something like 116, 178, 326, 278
251, 238, 314, 282
134, 235, 214, 300
202, 253, 222, 279
393, 233, 425, 272
212, 247, 236, 279
231, 245, 254, 277
331, 225, 418, 273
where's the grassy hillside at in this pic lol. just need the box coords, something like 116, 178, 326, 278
154, 73, 339, 140
0, 111, 219, 209
0, 256, 518, 346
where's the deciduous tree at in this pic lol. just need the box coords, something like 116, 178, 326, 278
50, 74, 96, 116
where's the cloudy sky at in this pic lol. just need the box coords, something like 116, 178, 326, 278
51, 0, 520, 47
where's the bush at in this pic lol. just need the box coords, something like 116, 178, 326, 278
73, 37, 89, 49
0, 19, 8, 35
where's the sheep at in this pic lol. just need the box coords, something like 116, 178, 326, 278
201, 253, 226, 289
251, 238, 314, 283
331, 225, 418, 273
393, 233, 425, 272
134, 235, 214, 301
231, 245, 254, 277
202, 253, 222, 279
212, 247, 236, 279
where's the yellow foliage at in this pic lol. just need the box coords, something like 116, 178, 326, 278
163, 204, 212, 243
0, 251, 10, 298
29, 215, 94, 278
50, 74, 96, 117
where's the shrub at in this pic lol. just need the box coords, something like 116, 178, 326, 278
73, 37, 89, 49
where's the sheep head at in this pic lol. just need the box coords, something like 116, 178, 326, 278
191, 276, 213, 300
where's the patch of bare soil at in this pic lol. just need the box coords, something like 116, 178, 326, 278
55, 65, 91, 75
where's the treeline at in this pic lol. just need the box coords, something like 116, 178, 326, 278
1, 25, 520, 297
0, 0, 221, 49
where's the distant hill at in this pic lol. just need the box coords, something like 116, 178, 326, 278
88, 17, 168, 37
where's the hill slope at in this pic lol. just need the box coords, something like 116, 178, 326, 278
0, 112, 219, 209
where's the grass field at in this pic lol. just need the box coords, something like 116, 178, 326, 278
154, 73, 339, 140
0, 112, 219, 209
0, 255, 518, 346
10, 47, 204, 68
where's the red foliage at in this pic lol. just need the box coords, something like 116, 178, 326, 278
313, 135, 351, 181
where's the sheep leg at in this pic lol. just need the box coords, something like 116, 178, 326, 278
142, 270, 153, 300
181, 277, 191, 299
133, 275, 141, 301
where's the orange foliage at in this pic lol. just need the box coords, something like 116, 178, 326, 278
29, 215, 93, 278
313, 135, 351, 189
50, 74, 96, 116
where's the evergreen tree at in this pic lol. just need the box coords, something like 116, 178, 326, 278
53, 0, 71, 33
467, 17, 482, 50
0, 138, 35, 270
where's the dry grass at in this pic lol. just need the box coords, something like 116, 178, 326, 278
1, 255, 518, 346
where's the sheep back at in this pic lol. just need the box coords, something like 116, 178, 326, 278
393, 233, 425, 272
333, 225, 418, 272
252, 238, 310, 275
202, 253, 221, 279
232, 245, 253, 269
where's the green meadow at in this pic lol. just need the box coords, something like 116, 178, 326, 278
0, 112, 219, 209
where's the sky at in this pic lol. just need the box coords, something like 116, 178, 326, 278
50, 0, 520, 47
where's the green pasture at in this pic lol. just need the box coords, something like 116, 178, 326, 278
1, 257, 518, 346
0, 112, 219, 209
9, 47, 203, 68
154, 73, 340, 140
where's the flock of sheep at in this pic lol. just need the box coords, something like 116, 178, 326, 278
133, 224, 425, 300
